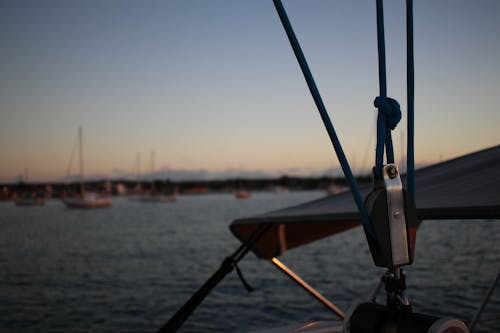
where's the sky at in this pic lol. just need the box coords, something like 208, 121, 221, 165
0, 0, 499, 183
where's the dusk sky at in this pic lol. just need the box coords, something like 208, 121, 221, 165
1, 0, 499, 182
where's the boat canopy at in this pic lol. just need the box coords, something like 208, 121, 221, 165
230, 145, 500, 259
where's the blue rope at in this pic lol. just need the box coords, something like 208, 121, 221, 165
375, 0, 402, 175
375, 96, 401, 167
272, 0, 376, 238
375, 111, 386, 169
376, 0, 387, 98
406, 0, 415, 198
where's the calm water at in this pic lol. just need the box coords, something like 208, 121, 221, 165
0, 192, 499, 333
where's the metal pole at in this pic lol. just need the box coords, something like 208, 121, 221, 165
271, 257, 345, 319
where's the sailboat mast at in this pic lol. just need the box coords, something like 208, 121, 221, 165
151, 150, 155, 192
136, 152, 141, 190
79, 126, 84, 195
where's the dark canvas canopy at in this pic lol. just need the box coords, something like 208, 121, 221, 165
230, 145, 500, 259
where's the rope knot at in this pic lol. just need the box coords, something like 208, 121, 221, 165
374, 96, 401, 130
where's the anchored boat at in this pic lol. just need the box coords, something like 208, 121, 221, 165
235, 190, 252, 199
157, 1, 499, 332
62, 126, 112, 209
133, 150, 178, 203
14, 195, 46, 206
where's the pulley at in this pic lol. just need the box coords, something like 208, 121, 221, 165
364, 164, 418, 270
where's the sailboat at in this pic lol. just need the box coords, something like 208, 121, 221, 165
14, 193, 46, 206
62, 126, 112, 209
234, 189, 251, 199
13, 169, 46, 206
14, 194, 46, 206
0, 186, 13, 201
137, 150, 177, 203
157, 1, 498, 332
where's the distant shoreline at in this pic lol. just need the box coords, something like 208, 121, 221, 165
0, 175, 372, 198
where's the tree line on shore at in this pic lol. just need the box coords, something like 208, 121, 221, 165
0, 175, 372, 198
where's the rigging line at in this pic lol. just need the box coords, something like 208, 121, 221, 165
64, 131, 79, 183
469, 271, 500, 330
406, 0, 415, 198
234, 223, 274, 262
375, 0, 387, 98
385, 123, 395, 163
272, 0, 375, 238
375, 110, 387, 170
375, 0, 388, 171
157, 223, 273, 333
375, 0, 401, 170
227, 223, 271, 263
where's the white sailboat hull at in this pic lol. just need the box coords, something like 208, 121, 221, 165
63, 194, 111, 208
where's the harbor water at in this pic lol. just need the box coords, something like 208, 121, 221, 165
1, 191, 499, 332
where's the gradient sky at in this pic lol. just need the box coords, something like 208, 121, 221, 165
1, 0, 499, 182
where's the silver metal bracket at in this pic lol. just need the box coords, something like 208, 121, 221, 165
382, 164, 410, 267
